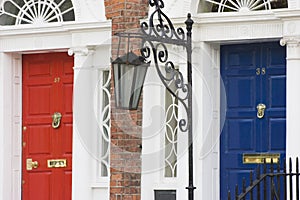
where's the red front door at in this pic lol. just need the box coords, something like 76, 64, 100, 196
22, 53, 73, 200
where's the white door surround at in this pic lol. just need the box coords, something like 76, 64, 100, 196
0, 20, 111, 200
0, 0, 111, 200
141, 8, 300, 200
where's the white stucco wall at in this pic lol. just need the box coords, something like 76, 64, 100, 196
70, 0, 107, 22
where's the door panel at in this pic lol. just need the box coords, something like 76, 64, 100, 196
261, 44, 286, 155
220, 42, 286, 200
22, 52, 73, 200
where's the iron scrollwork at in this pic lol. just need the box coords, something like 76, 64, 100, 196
141, 40, 190, 132
140, 0, 192, 133
141, 0, 186, 42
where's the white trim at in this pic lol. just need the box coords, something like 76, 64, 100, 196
0, 19, 111, 200
70, 45, 111, 200
0, 53, 16, 200
0, 21, 111, 52
12, 53, 22, 200
190, 0, 296, 15
0, 52, 22, 200
142, 7, 300, 200
0, 21, 111, 36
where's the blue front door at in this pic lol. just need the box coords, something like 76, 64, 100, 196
220, 42, 286, 199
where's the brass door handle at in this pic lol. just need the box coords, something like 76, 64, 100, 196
32, 161, 38, 168
26, 158, 39, 170
52, 112, 62, 129
256, 103, 266, 119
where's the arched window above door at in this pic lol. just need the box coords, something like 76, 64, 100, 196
0, 0, 75, 25
199, 0, 288, 13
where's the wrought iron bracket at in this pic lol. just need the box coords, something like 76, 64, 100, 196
114, 0, 195, 199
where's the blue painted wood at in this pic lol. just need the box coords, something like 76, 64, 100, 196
220, 42, 286, 200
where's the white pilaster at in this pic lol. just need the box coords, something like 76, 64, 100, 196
288, 0, 300, 9
280, 37, 300, 160
69, 46, 99, 200
12, 53, 22, 200
0, 53, 14, 200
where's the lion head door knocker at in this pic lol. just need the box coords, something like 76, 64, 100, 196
52, 112, 62, 129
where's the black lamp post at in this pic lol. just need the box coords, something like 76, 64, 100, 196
112, 0, 195, 199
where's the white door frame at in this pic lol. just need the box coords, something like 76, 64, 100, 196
192, 9, 300, 200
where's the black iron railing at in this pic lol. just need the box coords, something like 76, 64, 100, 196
228, 158, 300, 200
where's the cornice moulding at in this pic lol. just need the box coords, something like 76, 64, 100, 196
274, 9, 300, 19
171, 9, 300, 26
0, 21, 111, 37
193, 11, 279, 24
0, 21, 112, 52
280, 37, 300, 46
167, 10, 300, 42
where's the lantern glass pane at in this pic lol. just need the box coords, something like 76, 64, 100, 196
120, 64, 135, 108
113, 63, 119, 107
114, 64, 134, 109
131, 65, 148, 108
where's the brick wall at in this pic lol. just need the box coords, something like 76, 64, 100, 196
105, 0, 148, 34
105, 0, 148, 199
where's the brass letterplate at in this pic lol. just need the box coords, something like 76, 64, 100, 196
47, 159, 67, 168
243, 153, 280, 164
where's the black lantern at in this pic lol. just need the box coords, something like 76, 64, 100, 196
112, 51, 150, 110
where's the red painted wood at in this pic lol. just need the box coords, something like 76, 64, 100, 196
22, 53, 74, 200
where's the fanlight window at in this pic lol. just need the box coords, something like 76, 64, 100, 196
0, 0, 75, 25
200, 0, 288, 12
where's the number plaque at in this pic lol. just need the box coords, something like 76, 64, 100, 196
47, 159, 67, 168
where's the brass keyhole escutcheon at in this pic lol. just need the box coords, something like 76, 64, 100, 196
52, 112, 62, 129
256, 103, 266, 119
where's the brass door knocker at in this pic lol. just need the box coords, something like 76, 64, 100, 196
52, 112, 62, 129
256, 103, 266, 119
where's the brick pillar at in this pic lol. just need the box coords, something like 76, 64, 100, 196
105, 1, 148, 199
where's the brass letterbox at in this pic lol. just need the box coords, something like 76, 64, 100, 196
243, 153, 280, 164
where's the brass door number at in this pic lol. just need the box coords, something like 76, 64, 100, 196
256, 68, 266, 75
47, 159, 67, 168
54, 77, 60, 83
256, 68, 260, 75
